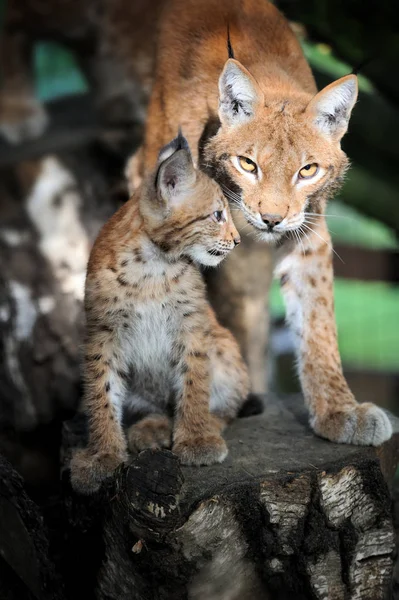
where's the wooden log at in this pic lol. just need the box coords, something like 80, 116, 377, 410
61, 394, 399, 600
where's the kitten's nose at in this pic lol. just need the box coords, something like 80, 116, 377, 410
233, 236, 241, 246
261, 213, 283, 228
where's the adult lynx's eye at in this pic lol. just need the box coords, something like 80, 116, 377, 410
238, 156, 257, 173
298, 163, 319, 179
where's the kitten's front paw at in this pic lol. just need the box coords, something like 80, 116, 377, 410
70, 447, 127, 494
128, 415, 172, 452
172, 435, 228, 466
311, 402, 392, 446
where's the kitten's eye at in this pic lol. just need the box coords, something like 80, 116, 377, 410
238, 156, 257, 174
213, 210, 224, 222
298, 163, 319, 179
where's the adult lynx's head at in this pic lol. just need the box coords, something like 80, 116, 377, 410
140, 132, 240, 266
204, 59, 358, 244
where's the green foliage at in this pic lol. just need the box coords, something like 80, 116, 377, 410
324, 201, 397, 250
302, 41, 373, 93
34, 42, 88, 101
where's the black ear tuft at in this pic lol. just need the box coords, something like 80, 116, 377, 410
227, 23, 235, 59
157, 128, 191, 164
176, 126, 190, 151
351, 56, 373, 76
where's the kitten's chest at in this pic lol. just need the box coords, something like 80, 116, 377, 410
114, 255, 203, 372
129, 300, 179, 372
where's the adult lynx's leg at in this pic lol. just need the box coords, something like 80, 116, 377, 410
206, 231, 274, 394
276, 218, 392, 446
209, 318, 251, 420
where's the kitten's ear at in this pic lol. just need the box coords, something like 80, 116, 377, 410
218, 59, 264, 127
306, 74, 358, 141
156, 132, 196, 208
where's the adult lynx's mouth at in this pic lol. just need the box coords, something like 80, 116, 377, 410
240, 205, 284, 244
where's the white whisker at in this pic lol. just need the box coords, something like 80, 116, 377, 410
298, 225, 314, 252
305, 212, 354, 221
301, 223, 344, 263
304, 218, 337, 237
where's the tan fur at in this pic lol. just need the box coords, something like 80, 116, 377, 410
128, 414, 172, 452
128, 0, 391, 447
70, 137, 249, 494
7, 0, 392, 447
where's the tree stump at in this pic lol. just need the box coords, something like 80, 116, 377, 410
58, 394, 399, 600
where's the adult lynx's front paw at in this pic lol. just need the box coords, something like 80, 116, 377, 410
311, 402, 392, 446
70, 447, 127, 494
172, 434, 228, 466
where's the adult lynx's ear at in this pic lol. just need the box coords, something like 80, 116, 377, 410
156, 132, 196, 208
306, 74, 358, 141
218, 59, 264, 127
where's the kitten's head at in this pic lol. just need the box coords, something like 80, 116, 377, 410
205, 59, 358, 244
140, 132, 240, 266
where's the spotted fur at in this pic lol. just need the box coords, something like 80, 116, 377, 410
8, 0, 392, 450
70, 135, 249, 494
125, 0, 391, 449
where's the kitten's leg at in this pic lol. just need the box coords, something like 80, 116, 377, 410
276, 218, 392, 446
209, 319, 251, 421
70, 333, 129, 494
172, 321, 228, 466
0, 31, 48, 143
205, 234, 274, 394
127, 413, 172, 453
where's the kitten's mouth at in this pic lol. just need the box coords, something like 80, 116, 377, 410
207, 249, 226, 257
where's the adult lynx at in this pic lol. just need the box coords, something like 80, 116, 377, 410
2, 0, 392, 446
